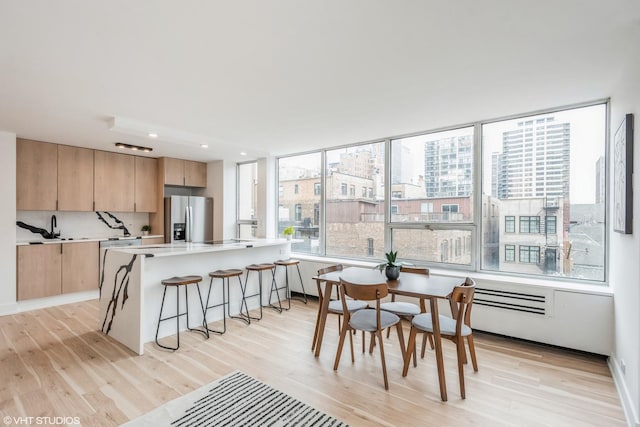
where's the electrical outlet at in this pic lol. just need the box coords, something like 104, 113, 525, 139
620, 359, 626, 375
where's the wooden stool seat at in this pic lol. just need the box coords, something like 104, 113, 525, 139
246, 263, 275, 271
275, 259, 300, 266
161, 275, 203, 286
209, 269, 243, 279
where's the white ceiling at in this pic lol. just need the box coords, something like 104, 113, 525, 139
1, 1, 639, 162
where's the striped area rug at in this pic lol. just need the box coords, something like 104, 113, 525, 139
123, 371, 348, 427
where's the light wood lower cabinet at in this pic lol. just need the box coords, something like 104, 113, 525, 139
17, 241, 100, 301
61, 241, 99, 293
17, 244, 62, 300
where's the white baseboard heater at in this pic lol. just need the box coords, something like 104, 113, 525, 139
474, 287, 546, 316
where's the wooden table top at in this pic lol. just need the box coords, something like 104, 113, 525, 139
314, 266, 464, 299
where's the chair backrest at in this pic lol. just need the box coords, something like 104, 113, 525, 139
450, 277, 476, 335
339, 278, 388, 330
316, 264, 344, 299
317, 264, 343, 276
340, 278, 389, 302
400, 266, 429, 275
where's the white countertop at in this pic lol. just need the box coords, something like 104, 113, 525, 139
16, 234, 164, 246
107, 238, 290, 258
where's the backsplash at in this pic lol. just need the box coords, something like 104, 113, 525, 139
16, 211, 151, 241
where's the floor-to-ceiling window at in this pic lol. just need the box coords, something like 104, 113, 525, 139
325, 142, 385, 259
237, 161, 257, 239
480, 103, 607, 281
277, 152, 322, 253
274, 101, 608, 283
389, 126, 475, 267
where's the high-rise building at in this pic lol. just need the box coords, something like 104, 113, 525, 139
495, 117, 570, 199
423, 133, 473, 197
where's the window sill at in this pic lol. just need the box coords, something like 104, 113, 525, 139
292, 253, 613, 297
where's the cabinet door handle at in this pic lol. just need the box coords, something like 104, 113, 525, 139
60, 244, 63, 254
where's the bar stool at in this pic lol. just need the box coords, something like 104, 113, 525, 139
155, 275, 208, 351
272, 259, 308, 311
204, 269, 246, 333
242, 263, 276, 321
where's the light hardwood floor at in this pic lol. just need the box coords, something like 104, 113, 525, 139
0, 299, 625, 426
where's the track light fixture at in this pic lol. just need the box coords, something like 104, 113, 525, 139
115, 142, 153, 152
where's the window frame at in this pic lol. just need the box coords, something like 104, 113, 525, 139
274, 99, 608, 284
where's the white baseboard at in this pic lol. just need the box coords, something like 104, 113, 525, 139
0, 291, 98, 316
609, 356, 640, 427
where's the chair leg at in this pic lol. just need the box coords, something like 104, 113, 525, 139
402, 326, 417, 377
333, 320, 350, 370
467, 334, 478, 372
456, 337, 466, 399
395, 322, 406, 361
386, 326, 391, 339
376, 330, 389, 390
311, 294, 323, 351
369, 332, 375, 354
349, 327, 355, 363
421, 333, 435, 358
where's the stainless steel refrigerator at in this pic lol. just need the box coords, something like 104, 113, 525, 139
164, 196, 214, 243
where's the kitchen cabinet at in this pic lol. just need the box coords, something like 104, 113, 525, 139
135, 156, 158, 212
163, 157, 207, 187
185, 160, 207, 187
17, 244, 62, 300
61, 241, 99, 293
163, 157, 185, 186
16, 139, 58, 210
58, 145, 94, 211
17, 241, 100, 300
94, 150, 135, 212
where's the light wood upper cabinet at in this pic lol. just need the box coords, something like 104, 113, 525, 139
185, 160, 207, 187
135, 157, 158, 212
17, 244, 62, 300
61, 241, 99, 293
58, 145, 94, 211
164, 157, 185, 185
94, 151, 135, 212
16, 139, 58, 210
163, 157, 207, 187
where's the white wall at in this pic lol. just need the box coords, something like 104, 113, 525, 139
0, 132, 17, 310
609, 29, 640, 426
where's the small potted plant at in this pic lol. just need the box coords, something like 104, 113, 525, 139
282, 226, 295, 240
375, 250, 409, 280
141, 225, 151, 236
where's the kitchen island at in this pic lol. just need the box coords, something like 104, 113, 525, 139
99, 239, 292, 354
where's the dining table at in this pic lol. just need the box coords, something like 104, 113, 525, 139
312, 266, 463, 401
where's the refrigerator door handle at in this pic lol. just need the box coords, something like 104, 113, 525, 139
188, 206, 194, 242
185, 206, 190, 242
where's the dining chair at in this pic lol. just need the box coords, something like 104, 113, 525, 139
403, 277, 477, 398
380, 266, 433, 366
334, 278, 405, 390
311, 264, 368, 352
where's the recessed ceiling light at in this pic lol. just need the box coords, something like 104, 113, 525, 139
148, 132, 158, 138
201, 144, 209, 148
240, 152, 247, 156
